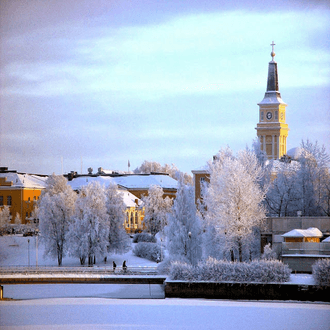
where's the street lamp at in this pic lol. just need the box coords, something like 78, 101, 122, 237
35, 229, 39, 268
27, 239, 30, 267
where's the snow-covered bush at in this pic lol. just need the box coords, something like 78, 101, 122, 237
133, 232, 156, 243
261, 243, 277, 260
169, 261, 197, 281
133, 242, 164, 262
312, 258, 330, 286
157, 255, 189, 275
168, 258, 291, 283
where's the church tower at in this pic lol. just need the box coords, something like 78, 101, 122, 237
256, 42, 289, 159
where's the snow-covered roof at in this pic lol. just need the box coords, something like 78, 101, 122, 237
287, 147, 303, 160
282, 227, 323, 238
121, 190, 143, 207
0, 172, 48, 189
68, 174, 177, 191
112, 174, 177, 190
271, 159, 300, 173
67, 176, 117, 191
258, 92, 287, 105
322, 236, 330, 243
66, 176, 143, 207
191, 165, 209, 174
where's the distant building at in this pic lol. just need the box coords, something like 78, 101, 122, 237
66, 171, 178, 233
255, 42, 290, 160
66, 175, 144, 233
0, 167, 47, 224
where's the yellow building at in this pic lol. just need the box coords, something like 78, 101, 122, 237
67, 175, 145, 234
256, 42, 289, 160
0, 168, 47, 224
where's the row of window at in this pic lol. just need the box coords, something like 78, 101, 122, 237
0, 195, 39, 206
0, 196, 11, 206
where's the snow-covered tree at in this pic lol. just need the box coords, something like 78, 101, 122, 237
297, 140, 330, 216
204, 148, 266, 262
166, 176, 202, 265
142, 185, 172, 235
68, 182, 108, 265
265, 166, 299, 217
0, 205, 11, 233
105, 183, 130, 254
134, 160, 193, 185
38, 174, 76, 266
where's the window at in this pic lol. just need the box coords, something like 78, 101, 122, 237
261, 112, 264, 121
0, 196, 3, 206
28, 197, 31, 202
135, 212, 138, 224
26, 212, 28, 217
275, 111, 278, 120
7, 196, 12, 206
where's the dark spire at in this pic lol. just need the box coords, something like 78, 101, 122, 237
258, 41, 286, 105
266, 41, 279, 92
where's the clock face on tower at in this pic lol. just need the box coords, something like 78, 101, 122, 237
266, 112, 272, 120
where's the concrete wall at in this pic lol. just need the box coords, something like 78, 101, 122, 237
165, 281, 330, 302
281, 255, 330, 273
262, 217, 330, 237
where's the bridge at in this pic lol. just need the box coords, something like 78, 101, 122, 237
0, 267, 166, 299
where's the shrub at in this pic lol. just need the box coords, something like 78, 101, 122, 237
261, 243, 277, 260
312, 258, 330, 286
133, 242, 164, 262
169, 258, 291, 283
133, 232, 156, 243
157, 255, 189, 275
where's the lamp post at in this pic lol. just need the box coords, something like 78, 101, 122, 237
27, 239, 30, 267
35, 229, 39, 268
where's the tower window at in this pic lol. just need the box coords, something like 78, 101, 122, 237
261, 112, 264, 121
275, 111, 278, 120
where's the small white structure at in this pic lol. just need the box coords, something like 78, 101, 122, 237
282, 227, 323, 243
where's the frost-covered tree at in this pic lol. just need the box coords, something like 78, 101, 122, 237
142, 185, 172, 235
297, 140, 330, 216
68, 182, 108, 265
204, 148, 266, 262
265, 166, 299, 217
134, 160, 193, 185
38, 174, 76, 266
0, 205, 11, 233
105, 183, 130, 254
166, 176, 202, 265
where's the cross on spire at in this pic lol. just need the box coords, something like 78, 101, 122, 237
270, 41, 276, 61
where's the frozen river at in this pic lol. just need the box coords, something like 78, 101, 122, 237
1, 297, 329, 330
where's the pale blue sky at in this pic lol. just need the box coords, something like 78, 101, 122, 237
1, 0, 329, 175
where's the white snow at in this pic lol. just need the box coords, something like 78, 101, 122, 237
282, 227, 323, 238
0, 172, 47, 189
1, 235, 328, 329
1, 298, 329, 329
67, 174, 178, 191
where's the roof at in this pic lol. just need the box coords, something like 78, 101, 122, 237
111, 174, 177, 190
66, 176, 143, 207
67, 174, 177, 191
322, 236, 330, 243
0, 172, 48, 189
282, 227, 323, 238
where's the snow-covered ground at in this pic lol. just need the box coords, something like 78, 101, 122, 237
0, 235, 316, 285
1, 298, 330, 330
1, 235, 329, 329
0, 235, 156, 269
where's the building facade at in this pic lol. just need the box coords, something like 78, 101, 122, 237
255, 42, 289, 160
0, 168, 47, 224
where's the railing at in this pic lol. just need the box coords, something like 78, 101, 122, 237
0, 265, 158, 275
281, 242, 330, 255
